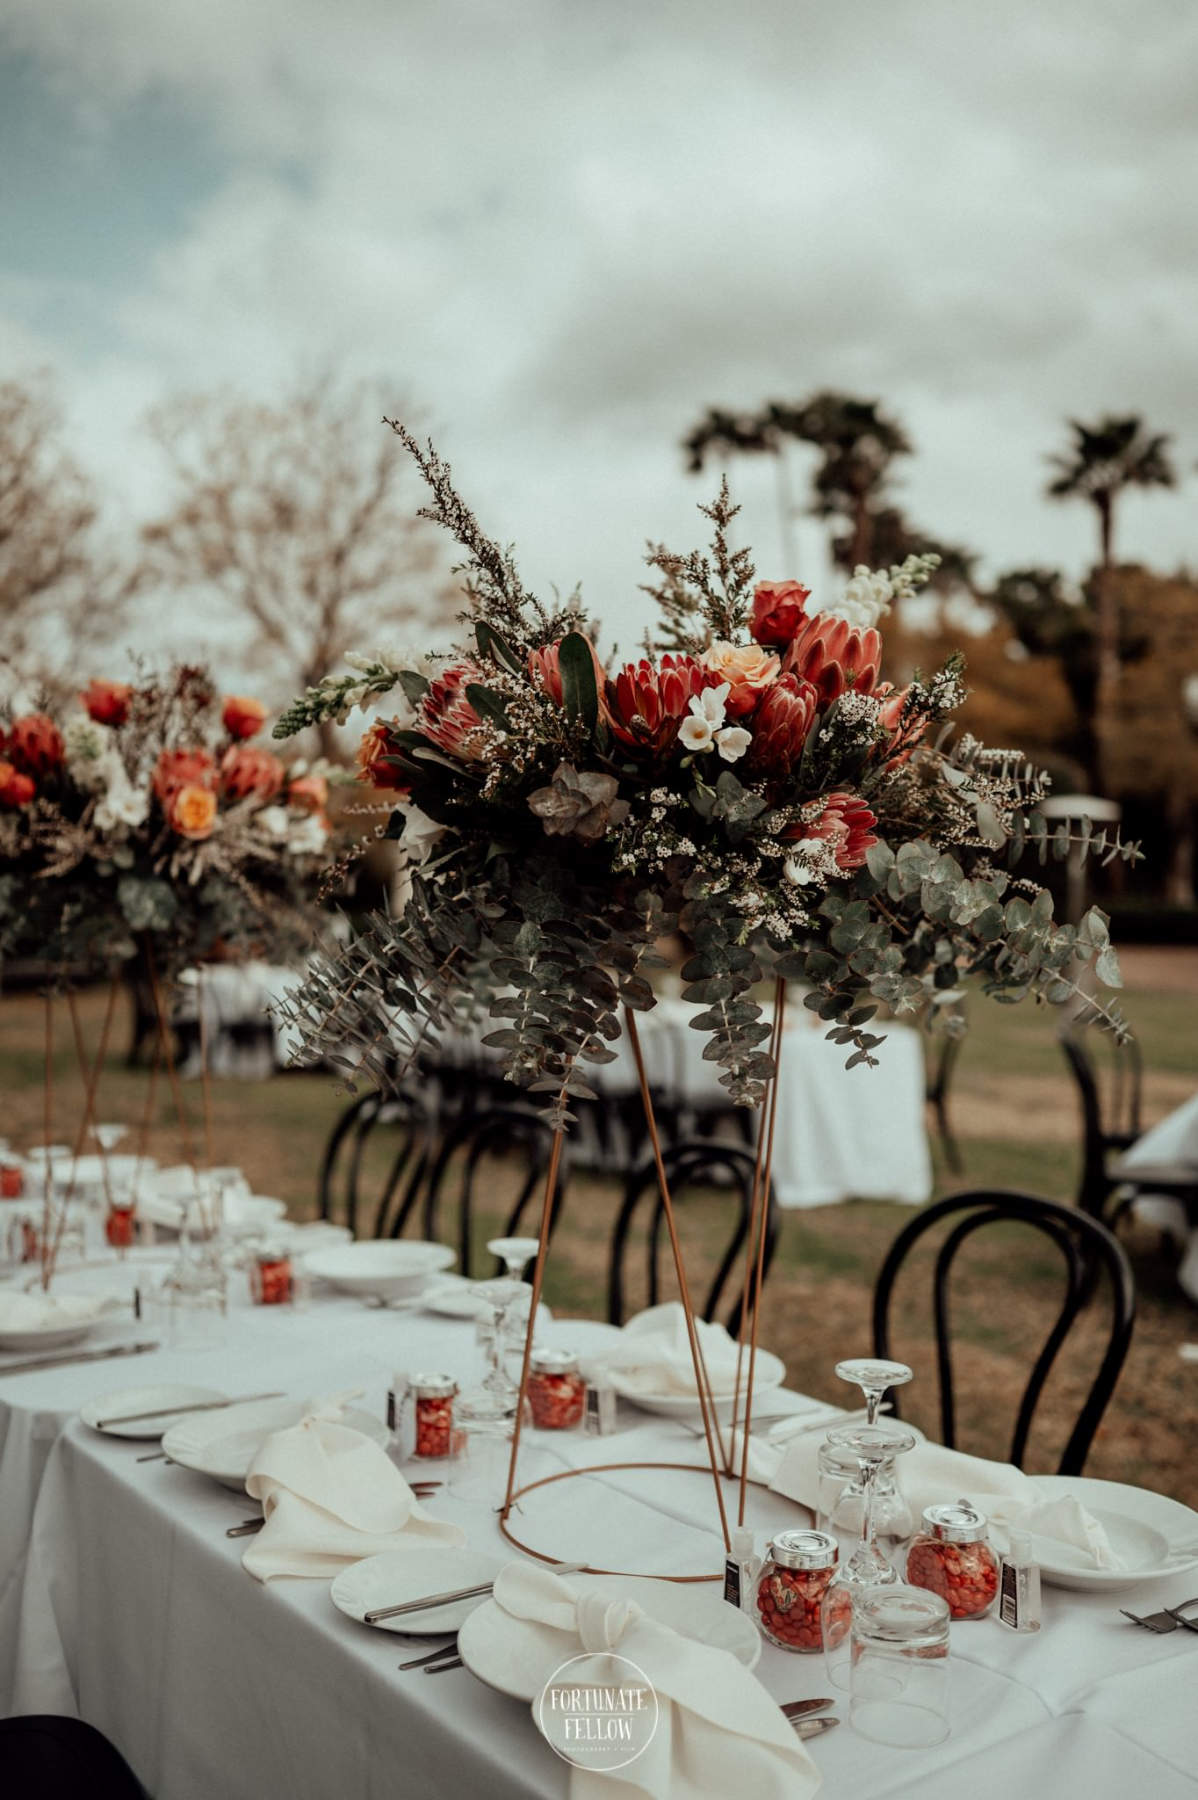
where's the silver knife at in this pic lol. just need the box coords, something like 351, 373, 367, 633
792, 1716, 840, 1740
0, 1340, 161, 1378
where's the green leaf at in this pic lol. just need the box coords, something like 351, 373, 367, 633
1095, 945, 1123, 988
558, 632, 599, 733
865, 841, 895, 880
475, 621, 525, 676
398, 670, 430, 705
975, 801, 1007, 848
464, 684, 512, 730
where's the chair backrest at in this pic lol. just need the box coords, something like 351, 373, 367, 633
317, 1087, 434, 1239
608, 1139, 780, 1334
419, 1105, 569, 1278
873, 1188, 1136, 1476
1060, 1029, 1143, 1217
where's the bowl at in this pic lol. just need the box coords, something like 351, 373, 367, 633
304, 1239, 456, 1301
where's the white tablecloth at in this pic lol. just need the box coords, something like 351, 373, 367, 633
1117, 1091, 1198, 1303
2, 1260, 1192, 1800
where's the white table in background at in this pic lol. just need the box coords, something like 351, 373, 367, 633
1, 1274, 1193, 1800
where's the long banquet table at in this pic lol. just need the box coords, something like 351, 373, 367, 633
1, 1256, 1193, 1799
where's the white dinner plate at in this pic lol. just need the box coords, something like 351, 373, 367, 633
137, 1191, 287, 1238
53, 1154, 153, 1192
421, 1276, 489, 1319
305, 1240, 456, 1302
0, 1290, 112, 1353
606, 1349, 786, 1423
331, 1548, 508, 1636
1028, 1475, 1198, 1591
458, 1570, 761, 1700
163, 1397, 390, 1491
81, 1383, 227, 1440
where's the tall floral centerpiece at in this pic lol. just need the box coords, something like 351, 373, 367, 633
0, 666, 335, 1283
275, 425, 1138, 1566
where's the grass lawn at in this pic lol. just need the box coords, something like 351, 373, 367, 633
2, 949, 1195, 1501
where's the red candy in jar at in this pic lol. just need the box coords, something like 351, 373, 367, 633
906, 1501, 999, 1620
1, 1161, 24, 1199
527, 1348, 586, 1430
411, 1373, 458, 1459
755, 1530, 846, 1652
250, 1250, 292, 1305
105, 1205, 136, 1249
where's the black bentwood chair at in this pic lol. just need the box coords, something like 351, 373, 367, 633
608, 1140, 780, 1336
1060, 1027, 1143, 1223
0, 1717, 145, 1800
317, 1087, 435, 1240
419, 1105, 570, 1279
872, 1189, 1136, 1476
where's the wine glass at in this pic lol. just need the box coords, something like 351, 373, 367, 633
457, 1277, 528, 1423
820, 1420, 917, 1691
835, 1356, 913, 1425
487, 1235, 541, 1279
92, 1122, 128, 1153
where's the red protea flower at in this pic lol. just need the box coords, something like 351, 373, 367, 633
356, 721, 409, 791
605, 654, 718, 755
0, 760, 35, 807
221, 695, 268, 740
153, 747, 215, 804
746, 674, 819, 775
782, 614, 882, 706
219, 744, 285, 803
416, 663, 490, 761
750, 579, 812, 648
528, 635, 608, 712
7, 713, 63, 777
81, 680, 132, 727
788, 791, 879, 871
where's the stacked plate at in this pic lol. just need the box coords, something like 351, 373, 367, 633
304, 1240, 456, 1303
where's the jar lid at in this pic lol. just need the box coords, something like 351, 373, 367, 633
410, 1371, 458, 1398
922, 1499, 987, 1542
767, 1529, 839, 1571
530, 1348, 580, 1374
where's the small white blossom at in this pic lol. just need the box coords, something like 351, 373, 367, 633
94, 771, 149, 832
715, 725, 751, 762
833, 566, 893, 630
287, 813, 329, 856
258, 806, 291, 842
678, 682, 731, 754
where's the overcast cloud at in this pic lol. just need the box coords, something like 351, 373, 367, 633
1, 0, 1195, 661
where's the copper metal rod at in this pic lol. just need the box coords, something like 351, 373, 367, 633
738, 977, 787, 1524
500, 1121, 566, 1524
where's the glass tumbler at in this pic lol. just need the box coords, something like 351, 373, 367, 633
849, 1583, 951, 1748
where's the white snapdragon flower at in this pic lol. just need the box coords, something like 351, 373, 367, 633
833, 566, 894, 630
63, 713, 110, 789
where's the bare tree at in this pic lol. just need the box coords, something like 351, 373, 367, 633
0, 374, 135, 691
141, 375, 449, 752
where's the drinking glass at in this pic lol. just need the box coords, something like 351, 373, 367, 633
849, 1583, 950, 1747
835, 1357, 913, 1425
820, 1420, 917, 1691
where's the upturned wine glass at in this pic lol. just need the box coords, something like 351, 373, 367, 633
835, 1356, 913, 1425
820, 1420, 918, 1691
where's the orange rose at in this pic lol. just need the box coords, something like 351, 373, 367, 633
7, 713, 63, 776
356, 720, 409, 791
220, 744, 285, 803
153, 748, 215, 804
81, 680, 132, 727
222, 695, 268, 740
701, 641, 781, 717
288, 773, 329, 811
0, 759, 35, 807
168, 783, 218, 841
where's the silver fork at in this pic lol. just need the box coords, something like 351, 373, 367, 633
1119, 1595, 1198, 1632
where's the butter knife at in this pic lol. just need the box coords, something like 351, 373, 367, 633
0, 1339, 161, 1378
792, 1716, 840, 1740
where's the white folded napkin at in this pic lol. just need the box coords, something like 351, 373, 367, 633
584, 1303, 745, 1397
0, 1290, 111, 1330
492, 1563, 821, 1800
770, 1436, 1118, 1568
242, 1415, 465, 1581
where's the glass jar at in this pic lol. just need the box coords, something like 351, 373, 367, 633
105, 1203, 136, 1250
249, 1246, 293, 1306
527, 1348, 586, 1430
411, 1372, 459, 1459
755, 1530, 849, 1652
1, 1159, 24, 1199
906, 1501, 999, 1620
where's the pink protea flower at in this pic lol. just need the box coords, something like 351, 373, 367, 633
787, 790, 879, 871
416, 663, 491, 761
782, 614, 882, 706
528, 635, 608, 713
6, 713, 63, 777
746, 674, 819, 775
606, 654, 722, 756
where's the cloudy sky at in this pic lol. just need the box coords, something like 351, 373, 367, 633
1, 0, 1195, 659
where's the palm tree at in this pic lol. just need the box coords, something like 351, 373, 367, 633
775, 391, 912, 570
1046, 416, 1176, 777
681, 406, 800, 568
